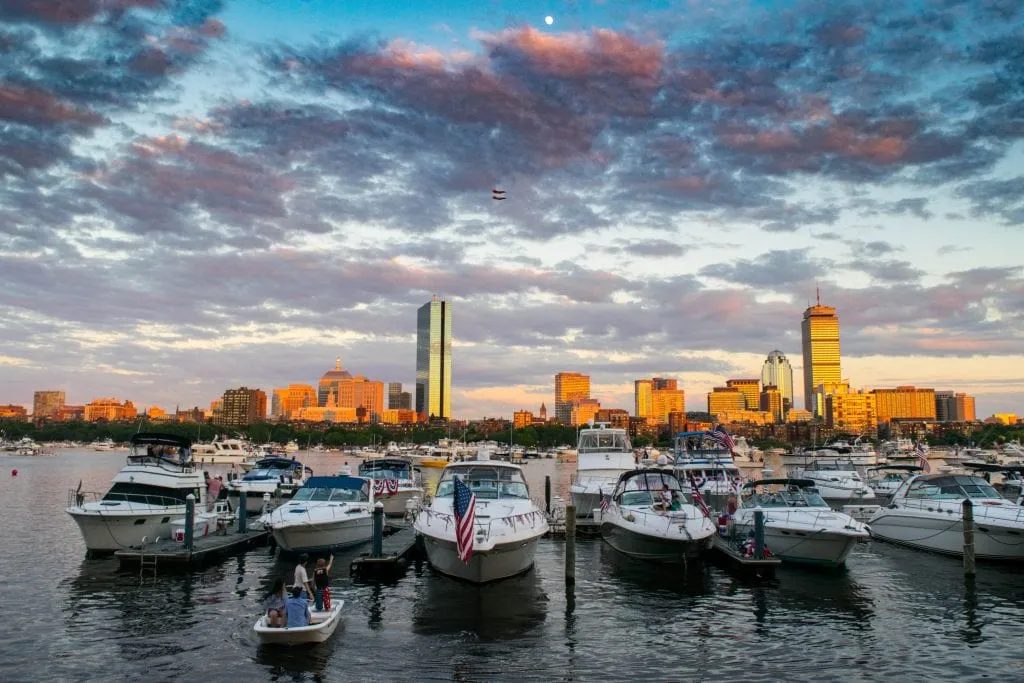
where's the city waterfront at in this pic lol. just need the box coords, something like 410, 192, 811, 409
3, 450, 1023, 682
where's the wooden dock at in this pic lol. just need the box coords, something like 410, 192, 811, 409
115, 528, 269, 572
349, 526, 421, 581
710, 534, 781, 579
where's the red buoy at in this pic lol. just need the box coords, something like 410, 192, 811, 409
11, 469, 17, 476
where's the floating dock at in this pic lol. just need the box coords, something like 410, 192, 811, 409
115, 528, 269, 571
710, 535, 781, 579
349, 526, 421, 581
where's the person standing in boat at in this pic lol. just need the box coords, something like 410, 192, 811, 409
206, 475, 224, 511
312, 554, 334, 611
293, 554, 314, 600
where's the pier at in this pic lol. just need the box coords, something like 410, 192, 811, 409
115, 528, 269, 571
349, 526, 420, 581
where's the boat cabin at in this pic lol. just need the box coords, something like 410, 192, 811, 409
612, 469, 684, 507
866, 464, 922, 484
673, 431, 732, 460
741, 479, 828, 508
358, 458, 416, 480
577, 424, 632, 454
900, 474, 1002, 501
436, 464, 530, 499
126, 433, 193, 468
240, 457, 308, 482
291, 476, 370, 503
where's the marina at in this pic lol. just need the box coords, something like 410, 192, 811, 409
4, 447, 1024, 682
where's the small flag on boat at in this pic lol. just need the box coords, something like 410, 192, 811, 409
453, 477, 477, 564
689, 473, 711, 519
599, 489, 609, 513
708, 425, 736, 452
916, 442, 931, 473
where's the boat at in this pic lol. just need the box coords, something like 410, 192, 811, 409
66, 433, 206, 554
169, 500, 234, 541
253, 600, 345, 645
357, 457, 424, 516
672, 430, 744, 514
568, 423, 636, 519
788, 459, 875, 506
90, 438, 118, 451
865, 464, 922, 504
225, 457, 312, 514
961, 461, 1024, 504
265, 476, 375, 553
599, 469, 716, 563
732, 479, 869, 567
868, 473, 1024, 560
819, 438, 878, 466
191, 435, 252, 465
414, 451, 548, 583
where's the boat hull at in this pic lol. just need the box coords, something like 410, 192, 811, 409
254, 601, 344, 645
601, 521, 713, 563
569, 482, 616, 519
228, 488, 297, 515
375, 490, 421, 516
732, 524, 863, 566
868, 510, 1024, 560
271, 517, 373, 553
67, 507, 183, 553
421, 534, 540, 584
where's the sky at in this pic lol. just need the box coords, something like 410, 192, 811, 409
1, 0, 1022, 420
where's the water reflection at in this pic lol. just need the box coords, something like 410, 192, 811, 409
412, 567, 548, 641
961, 579, 982, 644
598, 540, 714, 599
771, 567, 875, 625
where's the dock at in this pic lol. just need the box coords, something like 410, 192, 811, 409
710, 534, 780, 579
115, 528, 269, 571
349, 525, 421, 581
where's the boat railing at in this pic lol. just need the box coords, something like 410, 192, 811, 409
615, 503, 708, 531
417, 507, 547, 539
741, 506, 851, 527
896, 497, 1024, 522
67, 489, 191, 510
125, 454, 196, 473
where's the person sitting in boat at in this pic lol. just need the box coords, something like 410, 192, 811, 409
262, 579, 287, 628
670, 490, 684, 511
284, 586, 311, 628
653, 484, 673, 511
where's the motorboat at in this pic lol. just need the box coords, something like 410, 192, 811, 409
225, 457, 312, 514
866, 465, 923, 504
819, 438, 878, 466
414, 452, 548, 583
788, 459, 875, 506
66, 433, 206, 554
170, 500, 234, 542
253, 600, 345, 645
732, 479, 869, 567
868, 473, 1024, 560
266, 476, 375, 553
961, 462, 1024, 504
90, 438, 118, 451
569, 423, 636, 519
357, 457, 424, 516
191, 435, 252, 465
600, 469, 716, 563
672, 430, 744, 514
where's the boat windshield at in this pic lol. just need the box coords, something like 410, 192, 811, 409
578, 430, 631, 453
806, 460, 856, 471
359, 464, 411, 480
292, 485, 368, 502
242, 467, 293, 481
436, 466, 529, 499
103, 482, 201, 506
744, 488, 828, 508
905, 476, 1001, 500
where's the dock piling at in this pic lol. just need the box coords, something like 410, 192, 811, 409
753, 508, 765, 561
237, 495, 247, 533
184, 494, 195, 552
962, 499, 976, 578
545, 476, 551, 515
262, 492, 271, 516
565, 504, 576, 587
372, 502, 384, 558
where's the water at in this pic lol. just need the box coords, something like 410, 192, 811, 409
3, 451, 1023, 682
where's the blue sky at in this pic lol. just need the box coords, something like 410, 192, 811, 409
0, 0, 1022, 419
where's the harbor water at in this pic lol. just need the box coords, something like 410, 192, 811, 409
2, 450, 1023, 682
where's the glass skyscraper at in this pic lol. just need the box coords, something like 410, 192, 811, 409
761, 350, 794, 409
415, 296, 452, 419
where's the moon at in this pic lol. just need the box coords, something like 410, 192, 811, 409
544, 15, 554, 25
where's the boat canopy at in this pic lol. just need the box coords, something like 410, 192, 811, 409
866, 464, 922, 473
614, 468, 683, 491
130, 433, 192, 447
577, 428, 632, 453
359, 458, 413, 472
252, 457, 304, 470
302, 476, 366, 490
742, 478, 817, 489
962, 461, 1024, 474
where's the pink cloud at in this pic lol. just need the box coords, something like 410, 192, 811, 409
0, 82, 104, 127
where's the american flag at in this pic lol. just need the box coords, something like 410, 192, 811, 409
708, 425, 736, 452
453, 477, 477, 564
916, 442, 931, 474
688, 474, 711, 518
599, 489, 609, 513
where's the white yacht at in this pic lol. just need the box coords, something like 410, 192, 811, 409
414, 453, 548, 583
820, 438, 878, 466
868, 473, 1024, 560
569, 423, 636, 519
732, 479, 869, 567
265, 475, 375, 553
66, 433, 206, 554
788, 459, 875, 506
672, 430, 744, 514
866, 465, 923, 504
600, 469, 716, 563
191, 435, 251, 465
358, 457, 424, 516
225, 456, 311, 514
90, 438, 117, 451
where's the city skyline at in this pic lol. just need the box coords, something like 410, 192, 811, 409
1, 1, 1022, 419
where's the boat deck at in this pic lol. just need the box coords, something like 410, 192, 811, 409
349, 525, 421, 581
115, 528, 269, 570
710, 535, 781, 579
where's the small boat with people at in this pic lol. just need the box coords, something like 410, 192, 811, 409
66, 433, 206, 554
868, 473, 1024, 560
254, 599, 345, 646
225, 457, 312, 514
414, 450, 548, 583
600, 468, 717, 563
357, 457, 424, 516
731, 479, 869, 567
788, 459, 875, 507
568, 422, 636, 519
264, 476, 375, 553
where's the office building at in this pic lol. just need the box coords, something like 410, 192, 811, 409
555, 372, 590, 424
871, 386, 936, 422
761, 351, 794, 410
726, 379, 760, 410
760, 385, 783, 423
801, 291, 841, 415
707, 387, 744, 415
416, 295, 452, 419
33, 390, 65, 420
217, 387, 267, 426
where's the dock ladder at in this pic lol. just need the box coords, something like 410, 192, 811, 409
138, 537, 159, 579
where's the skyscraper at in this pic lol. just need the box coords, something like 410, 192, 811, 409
33, 390, 65, 420
634, 379, 652, 419
319, 357, 352, 407
801, 291, 841, 415
416, 295, 452, 419
388, 383, 403, 409
555, 372, 590, 424
761, 350, 794, 410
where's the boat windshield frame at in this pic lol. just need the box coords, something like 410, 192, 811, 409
359, 459, 413, 480
904, 475, 1001, 501
436, 465, 529, 500
292, 484, 369, 503
577, 428, 632, 453
741, 482, 829, 508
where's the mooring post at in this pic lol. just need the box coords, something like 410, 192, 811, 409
372, 502, 384, 558
545, 475, 551, 515
754, 508, 765, 561
184, 494, 195, 551
237, 494, 247, 533
962, 499, 976, 578
262, 492, 271, 516
565, 504, 576, 587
